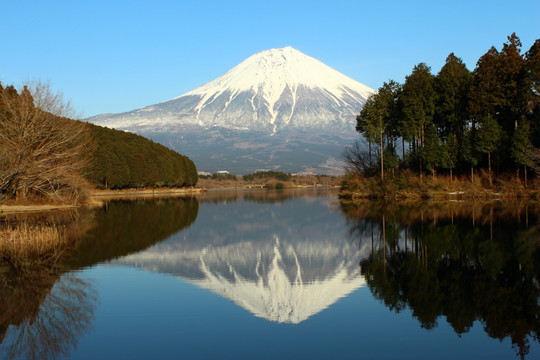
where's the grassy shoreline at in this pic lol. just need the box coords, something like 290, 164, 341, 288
0, 187, 204, 214
339, 171, 540, 202
0, 182, 336, 214
90, 186, 204, 197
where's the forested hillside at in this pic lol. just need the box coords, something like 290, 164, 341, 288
85, 123, 198, 189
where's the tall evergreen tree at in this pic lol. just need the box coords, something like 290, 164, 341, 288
526, 39, 540, 149
440, 134, 459, 181
475, 115, 503, 185
434, 53, 471, 179
460, 128, 479, 184
400, 63, 435, 181
401, 63, 436, 146
469, 47, 502, 125
421, 124, 442, 178
434, 53, 471, 139
512, 119, 533, 187
498, 33, 529, 132
357, 93, 387, 180
378, 80, 402, 150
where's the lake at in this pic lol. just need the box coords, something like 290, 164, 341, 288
1, 189, 539, 359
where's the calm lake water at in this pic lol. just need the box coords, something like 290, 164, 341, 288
1, 189, 540, 359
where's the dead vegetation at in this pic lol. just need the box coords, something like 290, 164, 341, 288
340, 169, 540, 201
0, 81, 90, 206
0, 223, 68, 262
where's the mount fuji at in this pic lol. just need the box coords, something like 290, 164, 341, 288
88, 47, 374, 174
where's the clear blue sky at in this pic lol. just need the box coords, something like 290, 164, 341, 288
1, 0, 539, 118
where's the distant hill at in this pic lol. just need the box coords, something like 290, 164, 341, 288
85, 123, 197, 189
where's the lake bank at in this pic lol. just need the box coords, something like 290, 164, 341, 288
0, 182, 340, 214
339, 172, 540, 202
90, 187, 204, 198
0, 187, 204, 215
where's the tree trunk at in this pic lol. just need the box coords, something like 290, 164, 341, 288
421, 124, 425, 149
419, 158, 423, 185
380, 130, 384, 181
471, 165, 474, 185
368, 142, 372, 167
525, 165, 528, 189
488, 152, 492, 186
450, 168, 453, 182
402, 138, 405, 164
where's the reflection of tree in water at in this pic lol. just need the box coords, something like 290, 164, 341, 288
67, 196, 199, 268
0, 209, 97, 360
0, 196, 200, 359
343, 200, 540, 359
0, 270, 96, 360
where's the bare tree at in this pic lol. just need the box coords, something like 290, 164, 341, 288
0, 81, 90, 204
343, 140, 378, 175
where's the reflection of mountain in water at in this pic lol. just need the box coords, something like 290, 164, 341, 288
114, 192, 369, 323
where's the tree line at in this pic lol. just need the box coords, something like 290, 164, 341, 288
86, 123, 198, 189
354, 34, 540, 186
0, 81, 198, 204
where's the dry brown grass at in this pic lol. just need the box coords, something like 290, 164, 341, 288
0, 223, 68, 260
340, 170, 540, 201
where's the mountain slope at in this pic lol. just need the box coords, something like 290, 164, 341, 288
89, 47, 374, 174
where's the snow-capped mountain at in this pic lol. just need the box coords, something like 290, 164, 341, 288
88, 47, 374, 174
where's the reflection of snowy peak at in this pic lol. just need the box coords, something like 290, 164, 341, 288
116, 236, 367, 324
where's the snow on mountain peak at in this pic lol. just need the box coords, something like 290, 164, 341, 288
182, 46, 373, 107
89, 46, 374, 136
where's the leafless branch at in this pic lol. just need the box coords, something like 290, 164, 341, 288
342, 140, 378, 175
0, 81, 90, 204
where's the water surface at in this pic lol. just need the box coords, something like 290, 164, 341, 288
1, 190, 539, 359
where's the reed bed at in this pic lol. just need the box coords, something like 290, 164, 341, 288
340, 169, 540, 201
0, 222, 68, 260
